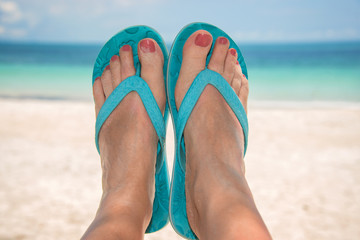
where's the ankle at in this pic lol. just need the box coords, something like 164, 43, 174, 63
82, 214, 146, 240
198, 206, 272, 240
99, 125, 158, 195
190, 188, 270, 240
99, 189, 153, 221
186, 158, 251, 236
82, 194, 151, 240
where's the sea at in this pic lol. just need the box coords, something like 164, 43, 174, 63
0, 41, 359, 104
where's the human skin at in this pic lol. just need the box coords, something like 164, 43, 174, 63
81, 31, 272, 240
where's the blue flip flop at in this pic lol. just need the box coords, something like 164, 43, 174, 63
92, 26, 170, 233
167, 22, 249, 239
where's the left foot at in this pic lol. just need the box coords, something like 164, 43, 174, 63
82, 38, 166, 240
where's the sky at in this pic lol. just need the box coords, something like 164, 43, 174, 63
0, 0, 359, 43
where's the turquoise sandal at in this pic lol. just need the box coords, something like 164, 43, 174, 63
167, 23, 249, 239
92, 26, 170, 233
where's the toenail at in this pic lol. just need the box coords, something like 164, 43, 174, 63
111, 55, 118, 61
242, 74, 246, 78
195, 33, 212, 47
95, 77, 100, 81
230, 49, 237, 56
218, 37, 228, 44
236, 61, 239, 65
140, 39, 155, 53
121, 45, 131, 51
105, 65, 110, 70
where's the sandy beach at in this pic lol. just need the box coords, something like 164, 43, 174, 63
0, 98, 359, 240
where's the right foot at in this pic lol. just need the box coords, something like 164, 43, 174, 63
82, 39, 166, 240
175, 30, 271, 239
174, 31, 249, 168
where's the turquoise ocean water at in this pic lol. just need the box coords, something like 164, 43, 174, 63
0, 42, 359, 102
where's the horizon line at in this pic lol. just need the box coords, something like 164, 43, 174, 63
1, 39, 360, 46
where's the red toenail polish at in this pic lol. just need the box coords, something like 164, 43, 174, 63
195, 33, 212, 47
236, 61, 239, 65
218, 37, 228, 44
105, 65, 110, 70
230, 49, 237, 56
122, 45, 131, 51
95, 77, 100, 81
243, 74, 246, 78
111, 55, 118, 61
140, 39, 155, 53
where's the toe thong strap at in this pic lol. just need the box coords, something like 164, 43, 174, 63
176, 69, 249, 169
95, 76, 165, 154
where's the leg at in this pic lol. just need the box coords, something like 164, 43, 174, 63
175, 31, 272, 239
81, 39, 166, 240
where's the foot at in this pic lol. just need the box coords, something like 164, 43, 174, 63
175, 30, 249, 169
175, 31, 271, 240
81, 39, 165, 240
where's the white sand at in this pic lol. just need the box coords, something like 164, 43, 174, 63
0, 99, 359, 240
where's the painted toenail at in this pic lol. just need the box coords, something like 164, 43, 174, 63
218, 37, 228, 44
230, 49, 237, 56
95, 77, 100, 81
236, 61, 239, 65
111, 55, 118, 61
242, 74, 246, 78
195, 33, 212, 47
105, 65, 110, 70
121, 45, 131, 51
140, 39, 155, 53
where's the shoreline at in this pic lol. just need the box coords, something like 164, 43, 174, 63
1, 96, 360, 109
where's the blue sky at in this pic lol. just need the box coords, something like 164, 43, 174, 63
0, 0, 359, 43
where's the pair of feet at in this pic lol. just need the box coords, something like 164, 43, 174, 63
82, 30, 271, 239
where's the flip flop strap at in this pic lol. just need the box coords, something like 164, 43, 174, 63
95, 76, 165, 153
176, 69, 248, 168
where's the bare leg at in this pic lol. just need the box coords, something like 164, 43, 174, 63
81, 39, 166, 240
175, 31, 272, 239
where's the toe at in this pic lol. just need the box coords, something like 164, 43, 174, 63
93, 77, 105, 117
238, 74, 249, 113
119, 44, 136, 81
234, 64, 249, 113
110, 55, 121, 88
231, 74, 241, 97
175, 30, 213, 109
101, 65, 113, 98
181, 30, 213, 68
138, 38, 166, 113
223, 48, 238, 84
208, 37, 230, 73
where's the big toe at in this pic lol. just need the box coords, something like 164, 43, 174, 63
138, 38, 166, 113
175, 30, 213, 109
